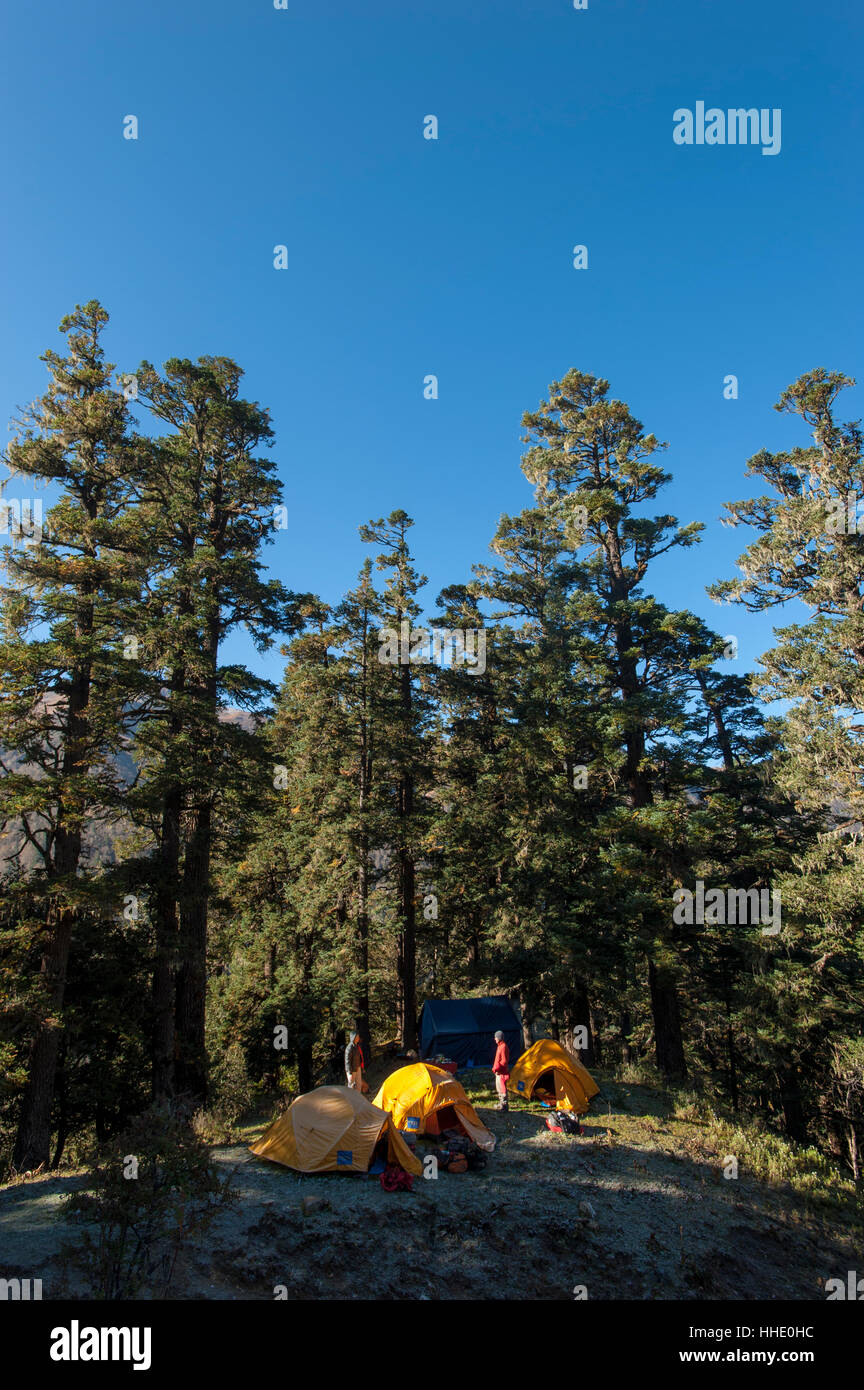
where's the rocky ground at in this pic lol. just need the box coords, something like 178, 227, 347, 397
1, 1071, 859, 1301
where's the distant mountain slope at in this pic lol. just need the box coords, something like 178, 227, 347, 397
0, 707, 258, 872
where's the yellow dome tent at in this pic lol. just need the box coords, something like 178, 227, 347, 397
249, 1085, 422, 1176
507, 1039, 599, 1114
373, 1063, 496, 1152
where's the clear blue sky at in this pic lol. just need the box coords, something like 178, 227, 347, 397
2, 0, 862, 689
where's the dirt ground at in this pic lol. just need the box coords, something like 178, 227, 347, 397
1, 1068, 859, 1301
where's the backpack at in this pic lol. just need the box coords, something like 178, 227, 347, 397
558, 1111, 582, 1136
438, 1139, 485, 1172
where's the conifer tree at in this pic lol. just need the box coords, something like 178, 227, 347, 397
516, 370, 704, 1076
359, 512, 432, 1049
0, 302, 140, 1169
214, 581, 388, 1088
711, 369, 864, 1151
710, 369, 864, 820
131, 355, 302, 1100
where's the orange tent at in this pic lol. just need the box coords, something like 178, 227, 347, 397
373, 1063, 495, 1151
507, 1039, 599, 1113
249, 1086, 422, 1175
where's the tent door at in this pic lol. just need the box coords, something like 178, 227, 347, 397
428, 1103, 468, 1138
534, 1069, 557, 1104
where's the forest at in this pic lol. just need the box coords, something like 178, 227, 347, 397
1, 299, 862, 1191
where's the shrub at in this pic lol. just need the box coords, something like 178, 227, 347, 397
209, 1043, 254, 1125
58, 1106, 236, 1299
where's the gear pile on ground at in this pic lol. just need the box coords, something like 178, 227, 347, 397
436, 1134, 488, 1173
379, 1163, 414, 1193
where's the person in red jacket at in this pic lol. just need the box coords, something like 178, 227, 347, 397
492, 1030, 510, 1111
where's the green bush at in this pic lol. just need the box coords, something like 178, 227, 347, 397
209, 1042, 255, 1124
58, 1106, 236, 1299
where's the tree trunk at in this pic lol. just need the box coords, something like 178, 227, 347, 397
570, 981, 591, 1060
549, 994, 561, 1043
264, 943, 276, 983
13, 633, 90, 1171
12, 910, 72, 1172
569, 979, 596, 1066
175, 802, 212, 1101
174, 595, 219, 1104
776, 1067, 807, 1142
520, 992, 535, 1047
847, 1123, 860, 1183
13, 789, 84, 1172
355, 625, 372, 1065
648, 960, 687, 1080
696, 671, 736, 770
297, 1039, 314, 1094
397, 656, 417, 1051
589, 1000, 603, 1065
398, 840, 417, 1049
51, 1038, 69, 1170
722, 958, 739, 1112
356, 851, 372, 1066
152, 781, 181, 1101
619, 1007, 634, 1065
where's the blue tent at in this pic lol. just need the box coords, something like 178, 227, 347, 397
418, 996, 523, 1071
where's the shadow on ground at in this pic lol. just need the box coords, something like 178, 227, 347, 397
0, 1072, 858, 1300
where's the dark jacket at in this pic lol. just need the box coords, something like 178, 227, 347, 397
344, 1041, 361, 1074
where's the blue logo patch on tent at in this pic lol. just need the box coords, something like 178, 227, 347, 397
336, 1150, 353, 1165
517, 1081, 525, 1091
405, 1117, 420, 1131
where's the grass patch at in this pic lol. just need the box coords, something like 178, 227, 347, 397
702, 1113, 861, 1220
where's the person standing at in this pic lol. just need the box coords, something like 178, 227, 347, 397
345, 1031, 364, 1089
492, 1030, 510, 1111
